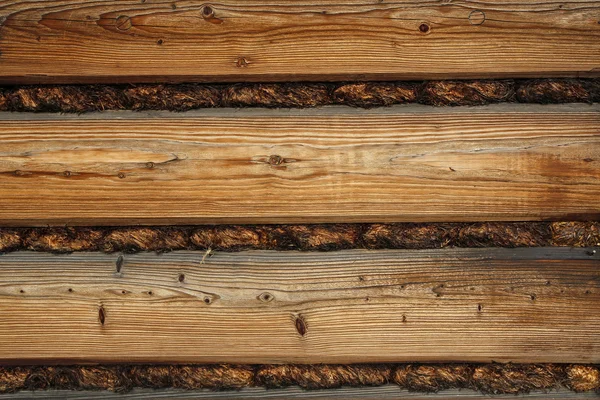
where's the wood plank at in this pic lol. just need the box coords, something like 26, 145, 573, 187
0, 104, 599, 226
0, 247, 598, 364
0, 387, 594, 399
0, 1, 599, 84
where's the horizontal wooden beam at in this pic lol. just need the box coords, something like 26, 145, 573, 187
0, 104, 599, 225
0, 248, 598, 364
0, 1, 599, 84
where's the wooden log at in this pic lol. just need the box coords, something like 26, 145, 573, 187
0, 247, 598, 364
0, 104, 599, 226
0, 1, 599, 84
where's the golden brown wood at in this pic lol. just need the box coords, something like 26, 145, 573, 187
0, 248, 598, 364
0, 1, 599, 83
0, 105, 599, 225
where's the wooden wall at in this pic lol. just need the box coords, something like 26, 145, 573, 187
0, 0, 599, 397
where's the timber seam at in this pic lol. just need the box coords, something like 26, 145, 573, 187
0, 222, 598, 254
0, 364, 597, 394
0, 79, 598, 112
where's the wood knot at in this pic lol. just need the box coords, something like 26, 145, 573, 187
236, 57, 249, 68
115, 15, 132, 31
156, 39, 164, 45
63, 170, 72, 177
258, 292, 274, 302
468, 10, 486, 26
419, 23, 430, 33
202, 5, 214, 19
117, 172, 126, 179
146, 162, 155, 169
201, 5, 223, 24
115, 255, 124, 273
268, 155, 283, 166
178, 273, 185, 283
98, 305, 106, 325
294, 314, 307, 336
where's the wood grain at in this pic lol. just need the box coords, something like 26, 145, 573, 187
1, 387, 594, 399
0, 247, 598, 364
0, 0, 599, 83
0, 104, 599, 226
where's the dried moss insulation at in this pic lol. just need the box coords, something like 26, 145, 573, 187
0, 364, 597, 394
0, 79, 598, 112
1, 222, 598, 254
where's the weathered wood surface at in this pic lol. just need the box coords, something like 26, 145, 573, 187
0, 248, 598, 364
1, 387, 594, 399
0, 1, 599, 83
0, 105, 599, 226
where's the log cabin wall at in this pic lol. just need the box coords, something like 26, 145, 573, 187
0, 0, 599, 398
